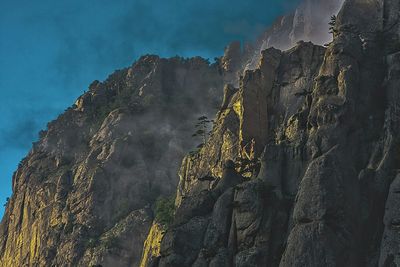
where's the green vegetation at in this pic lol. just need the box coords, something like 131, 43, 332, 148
3, 197, 9, 207
192, 116, 212, 143
154, 196, 175, 227
190, 115, 214, 155
329, 15, 337, 36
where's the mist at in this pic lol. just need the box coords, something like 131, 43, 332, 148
1, 0, 340, 217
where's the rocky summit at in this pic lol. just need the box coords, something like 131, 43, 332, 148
2, 0, 400, 266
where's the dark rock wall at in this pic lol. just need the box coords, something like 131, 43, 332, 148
4, 0, 400, 266
154, 1, 400, 266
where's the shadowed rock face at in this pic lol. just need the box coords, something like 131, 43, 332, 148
156, 40, 327, 267
4, 0, 400, 266
150, 1, 400, 266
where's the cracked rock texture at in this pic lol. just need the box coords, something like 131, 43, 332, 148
149, 0, 400, 266
3, 0, 400, 267
0, 56, 224, 267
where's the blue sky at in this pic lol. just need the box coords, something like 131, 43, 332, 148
0, 0, 300, 217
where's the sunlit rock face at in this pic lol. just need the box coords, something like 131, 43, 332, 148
150, 1, 400, 266
0, 56, 224, 267
4, 0, 400, 266
156, 40, 327, 267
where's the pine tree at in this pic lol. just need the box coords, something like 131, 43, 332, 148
329, 15, 337, 36
191, 115, 213, 150
3, 197, 9, 207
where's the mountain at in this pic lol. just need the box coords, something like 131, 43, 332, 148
148, 0, 400, 266
0, 56, 224, 266
3, 0, 400, 266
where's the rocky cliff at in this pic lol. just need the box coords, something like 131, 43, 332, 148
221, 0, 344, 82
262, 0, 345, 49
0, 56, 224, 267
3, 0, 400, 266
146, 0, 400, 266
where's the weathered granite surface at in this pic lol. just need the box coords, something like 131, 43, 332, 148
4, 0, 400, 266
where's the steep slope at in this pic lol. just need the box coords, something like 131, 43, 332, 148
6, 0, 400, 266
144, 0, 400, 266
0, 56, 223, 267
152, 40, 326, 267
1, 0, 345, 265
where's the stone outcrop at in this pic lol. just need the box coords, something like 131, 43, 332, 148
0, 56, 224, 267
219, 0, 344, 83
244, 0, 344, 71
5, 0, 400, 266
146, 1, 400, 266
140, 223, 165, 267
154, 40, 326, 267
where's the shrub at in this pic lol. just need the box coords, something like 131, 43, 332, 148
154, 196, 175, 227
3, 197, 9, 207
